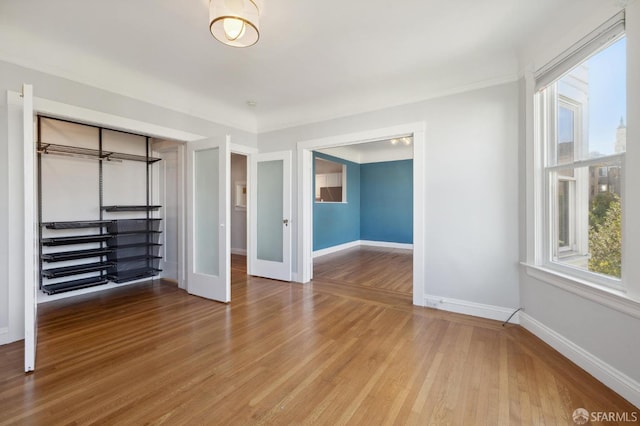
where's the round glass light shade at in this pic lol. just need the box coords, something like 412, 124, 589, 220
209, 0, 260, 47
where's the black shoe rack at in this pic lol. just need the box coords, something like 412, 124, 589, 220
37, 116, 162, 295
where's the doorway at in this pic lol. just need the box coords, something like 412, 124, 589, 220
231, 152, 248, 277
297, 121, 426, 306
311, 139, 414, 298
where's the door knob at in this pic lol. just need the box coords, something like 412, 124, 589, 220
283, 219, 289, 226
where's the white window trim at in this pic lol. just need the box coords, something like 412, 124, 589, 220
526, 84, 636, 309
537, 83, 625, 292
553, 98, 582, 256
523, 263, 640, 320
314, 158, 347, 204
534, 11, 625, 91
554, 176, 576, 254
522, 8, 640, 315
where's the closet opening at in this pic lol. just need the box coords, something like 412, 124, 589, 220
37, 115, 178, 302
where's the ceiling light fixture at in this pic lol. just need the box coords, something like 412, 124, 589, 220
209, 0, 260, 48
390, 137, 412, 146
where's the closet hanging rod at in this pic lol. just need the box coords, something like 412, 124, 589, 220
37, 150, 124, 163
37, 143, 122, 163
37, 143, 160, 163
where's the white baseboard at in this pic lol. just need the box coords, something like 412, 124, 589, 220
0, 327, 8, 346
313, 240, 413, 258
313, 241, 361, 258
424, 294, 521, 324
520, 313, 640, 409
360, 240, 413, 250
231, 248, 247, 255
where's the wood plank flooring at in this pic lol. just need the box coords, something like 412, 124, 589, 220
314, 246, 413, 295
0, 248, 637, 425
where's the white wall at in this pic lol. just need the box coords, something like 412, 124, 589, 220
230, 153, 247, 254
259, 82, 521, 311
0, 59, 257, 344
521, 272, 640, 380
0, 104, 8, 342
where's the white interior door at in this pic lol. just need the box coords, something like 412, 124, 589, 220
250, 151, 292, 281
186, 137, 230, 302
23, 84, 37, 372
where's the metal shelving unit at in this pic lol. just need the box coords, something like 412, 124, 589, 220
39, 221, 113, 295
37, 116, 162, 295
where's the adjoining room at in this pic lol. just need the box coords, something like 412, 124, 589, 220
312, 139, 413, 299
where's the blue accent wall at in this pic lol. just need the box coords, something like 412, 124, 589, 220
313, 153, 413, 250
313, 152, 361, 250
360, 160, 413, 244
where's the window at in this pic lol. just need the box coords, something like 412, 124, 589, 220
315, 157, 346, 202
536, 15, 625, 286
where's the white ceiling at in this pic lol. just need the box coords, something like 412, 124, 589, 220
317, 138, 413, 164
0, 0, 622, 133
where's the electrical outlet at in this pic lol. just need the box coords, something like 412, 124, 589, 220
425, 298, 439, 308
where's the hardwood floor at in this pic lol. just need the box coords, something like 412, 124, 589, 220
0, 249, 636, 425
314, 246, 413, 295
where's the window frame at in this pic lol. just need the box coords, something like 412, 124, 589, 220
535, 37, 626, 291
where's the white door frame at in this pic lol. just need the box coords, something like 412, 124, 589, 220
154, 142, 186, 288
230, 144, 258, 275
22, 85, 37, 372
9, 91, 205, 347
297, 121, 427, 306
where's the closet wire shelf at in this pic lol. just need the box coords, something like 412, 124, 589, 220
102, 205, 161, 212
41, 262, 114, 279
42, 234, 112, 246
41, 248, 113, 262
43, 220, 113, 229
42, 277, 110, 295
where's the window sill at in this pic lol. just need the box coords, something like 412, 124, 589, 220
522, 263, 640, 320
